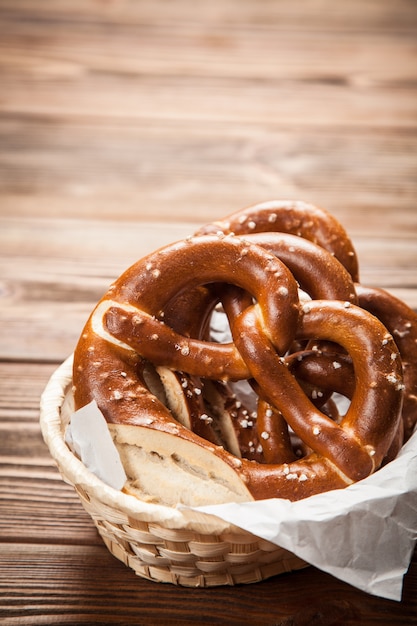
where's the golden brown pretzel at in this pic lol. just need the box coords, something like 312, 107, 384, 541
224, 298, 403, 498
73, 232, 403, 504
196, 200, 359, 281
356, 284, 417, 440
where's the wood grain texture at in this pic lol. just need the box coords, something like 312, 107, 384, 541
1, 543, 415, 626
0, 1, 416, 624
1, 117, 417, 227
0, 0, 416, 226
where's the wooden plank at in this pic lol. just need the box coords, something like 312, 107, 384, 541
0, 1, 415, 228
0, 4, 415, 128
0, 0, 416, 33
0, 362, 101, 544
1, 117, 416, 227
1, 71, 416, 129
0, 362, 56, 420
0, 218, 195, 360
0, 543, 416, 625
0, 469, 100, 545
0, 12, 416, 84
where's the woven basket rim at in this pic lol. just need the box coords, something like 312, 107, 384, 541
40, 355, 257, 536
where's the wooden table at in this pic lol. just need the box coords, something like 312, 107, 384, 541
1, 1, 416, 624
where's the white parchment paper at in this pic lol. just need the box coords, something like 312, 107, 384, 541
193, 430, 417, 601
66, 399, 417, 601
66, 400, 127, 490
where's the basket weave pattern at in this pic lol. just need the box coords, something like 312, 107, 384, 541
40, 357, 307, 587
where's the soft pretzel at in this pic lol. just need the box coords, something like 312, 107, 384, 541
196, 200, 359, 281
356, 284, 417, 441
72, 226, 404, 504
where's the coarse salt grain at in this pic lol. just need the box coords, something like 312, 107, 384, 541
286, 473, 298, 480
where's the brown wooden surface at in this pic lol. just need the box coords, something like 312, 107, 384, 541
1, 1, 416, 624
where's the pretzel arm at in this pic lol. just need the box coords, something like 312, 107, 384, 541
356, 284, 417, 440
256, 399, 296, 464
104, 303, 249, 380
197, 200, 359, 281
243, 232, 357, 303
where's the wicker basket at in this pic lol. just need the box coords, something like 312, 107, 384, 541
40, 356, 308, 587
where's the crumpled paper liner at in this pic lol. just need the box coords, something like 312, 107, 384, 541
67, 400, 417, 601
192, 429, 417, 601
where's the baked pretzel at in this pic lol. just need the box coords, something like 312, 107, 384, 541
196, 200, 359, 281
73, 229, 404, 504
356, 284, 417, 441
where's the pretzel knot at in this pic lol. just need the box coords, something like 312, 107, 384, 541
73, 225, 405, 504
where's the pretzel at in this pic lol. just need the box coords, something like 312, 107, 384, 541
72, 230, 404, 504
224, 297, 402, 497
196, 200, 359, 281
356, 284, 417, 441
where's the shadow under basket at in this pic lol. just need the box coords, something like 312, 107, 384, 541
40, 356, 308, 587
